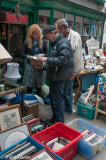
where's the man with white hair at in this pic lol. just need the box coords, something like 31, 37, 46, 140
55, 18, 84, 115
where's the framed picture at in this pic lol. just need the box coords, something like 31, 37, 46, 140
0, 104, 22, 131
0, 102, 9, 109
0, 122, 31, 151
94, 49, 100, 57
29, 148, 58, 160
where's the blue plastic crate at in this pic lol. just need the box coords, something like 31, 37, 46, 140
0, 136, 44, 160
0, 154, 3, 160
0, 136, 63, 160
66, 118, 106, 159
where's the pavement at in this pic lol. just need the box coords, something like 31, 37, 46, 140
38, 103, 106, 160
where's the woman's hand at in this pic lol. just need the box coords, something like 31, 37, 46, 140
37, 57, 47, 62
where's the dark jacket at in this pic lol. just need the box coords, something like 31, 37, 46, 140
21, 40, 48, 63
46, 33, 74, 81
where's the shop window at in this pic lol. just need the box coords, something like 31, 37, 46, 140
1, 24, 7, 49
54, 10, 64, 24
97, 21, 103, 37
38, 10, 50, 30
65, 13, 74, 29
82, 18, 90, 54
83, 18, 90, 36
75, 16, 83, 35
82, 36, 89, 54
0, 10, 6, 23
91, 20, 97, 37
8, 24, 24, 71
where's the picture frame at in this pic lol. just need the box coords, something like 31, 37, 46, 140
94, 49, 100, 57
0, 122, 31, 151
28, 148, 58, 160
0, 104, 22, 131
0, 102, 9, 109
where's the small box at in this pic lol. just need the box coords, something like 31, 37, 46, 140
24, 104, 40, 117
77, 102, 102, 120
66, 118, 106, 159
32, 122, 83, 160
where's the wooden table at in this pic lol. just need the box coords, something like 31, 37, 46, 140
74, 68, 103, 103
0, 84, 26, 115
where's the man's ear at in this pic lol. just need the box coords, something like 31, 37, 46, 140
62, 26, 65, 30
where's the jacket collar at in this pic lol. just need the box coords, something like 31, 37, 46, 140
51, 33, 63, 46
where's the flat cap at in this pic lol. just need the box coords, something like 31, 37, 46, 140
43, 25, 55, 36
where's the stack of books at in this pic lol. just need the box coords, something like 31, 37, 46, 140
82, 129, 103, 144
45, 137, 71, 151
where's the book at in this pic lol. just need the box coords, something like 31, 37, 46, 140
46, 138, 59, 149
85, 133, 96, 142
81, 129, 90, 136
46, 138, 58, 146
82, 131, 92, 140
27, 55, 44, 69
52, 142, 64, 151
89, 135, 103, 144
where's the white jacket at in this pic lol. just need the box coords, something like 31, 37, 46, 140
68, 29, 84, 75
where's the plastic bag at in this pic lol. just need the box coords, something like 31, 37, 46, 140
78, 91, 93, 108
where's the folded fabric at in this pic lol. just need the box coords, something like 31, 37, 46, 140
11, 94, 38, 105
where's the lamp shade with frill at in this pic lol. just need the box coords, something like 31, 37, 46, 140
4, 62, 21, 81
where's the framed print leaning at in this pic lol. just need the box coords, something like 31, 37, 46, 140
0, 104, 22, 131
0, 122, 31, 150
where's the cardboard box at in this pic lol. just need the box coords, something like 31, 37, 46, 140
24, 104, 40, 117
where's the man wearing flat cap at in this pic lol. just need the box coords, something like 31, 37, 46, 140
35, 25, 74, 123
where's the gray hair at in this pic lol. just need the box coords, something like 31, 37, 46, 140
56, 18, 68, 29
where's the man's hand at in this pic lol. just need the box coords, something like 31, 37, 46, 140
69, 75, 75, 80
34, 57, 47, 69
37, 57, 47, 62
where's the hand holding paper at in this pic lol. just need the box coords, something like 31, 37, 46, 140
27, 55, 45, 69
34, 57, 47, 69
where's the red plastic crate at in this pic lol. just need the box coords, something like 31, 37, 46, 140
32, 122, 83, 160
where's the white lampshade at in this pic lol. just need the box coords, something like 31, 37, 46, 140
4, 62, 21, 80
0, 43, 12, 64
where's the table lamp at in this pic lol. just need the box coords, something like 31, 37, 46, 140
4, 62, 21, 82
0, 43, 12, 64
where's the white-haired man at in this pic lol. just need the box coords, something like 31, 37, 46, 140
55, 18, 84, 115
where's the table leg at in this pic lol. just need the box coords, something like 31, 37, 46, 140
21, 90, 24, 116
74, 75, 81, 103
94, 100, 99, 120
